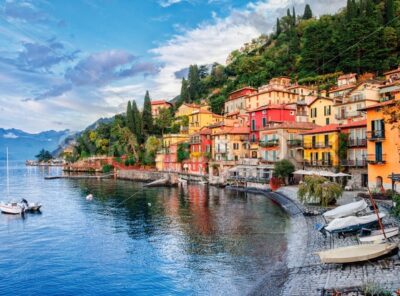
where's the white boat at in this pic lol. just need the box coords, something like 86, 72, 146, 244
323, 200, 369, 222
0, 202, 25, 215
317, 242, 398, 264
324, 213, 385, 233
358, 227, 399, 244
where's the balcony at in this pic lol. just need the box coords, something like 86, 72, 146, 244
366, 154, 386, 164
367, 130, 385, 141
259, 139, 279, 148
287, 139, 302, 147
303, 160, 333, 167
340, 159, 367, 167
335, 111, 362, 120
303, 142, 332, 149
348, 138, 367, 147
296, 111, 308, 117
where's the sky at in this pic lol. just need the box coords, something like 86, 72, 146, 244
0, 0, 347, 133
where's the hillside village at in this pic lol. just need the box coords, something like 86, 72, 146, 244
150, 68, 400, 191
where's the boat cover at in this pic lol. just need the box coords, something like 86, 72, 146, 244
325, 213, 385, 232
323, 200, 368, 221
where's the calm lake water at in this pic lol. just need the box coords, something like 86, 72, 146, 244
0, 162, 289, 295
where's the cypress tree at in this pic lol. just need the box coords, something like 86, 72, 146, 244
180, 78, 189, 103
287, 9, 291, 18
126, 101, 134, 133
188, 65, 200, 102
303, 4, 313, 19
131, 100, 142, 143
385, 0, 394, 24
142, 91, 153, 137
276, 18, 282, 36
292, 6, 296, 26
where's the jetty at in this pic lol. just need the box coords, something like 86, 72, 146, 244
44, 173, 115, 180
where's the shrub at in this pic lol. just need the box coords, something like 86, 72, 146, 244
298, 175, 343, 206
273, 159, 295, 184
392, 193, 400, 217
102, 164, 114, 173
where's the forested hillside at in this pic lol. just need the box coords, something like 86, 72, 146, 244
178, 0, 400, 113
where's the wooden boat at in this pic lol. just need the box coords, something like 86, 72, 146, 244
317, 242, 398, 264
0, 202, 25, 215
358, 227, 399, 244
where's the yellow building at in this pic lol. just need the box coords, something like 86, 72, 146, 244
175, 103, 209, 118
161, 133, 189, 148
188, 109, 223, 134
302, 124, 340, 169
361, 99, 400, 189
308, 97, 335, 126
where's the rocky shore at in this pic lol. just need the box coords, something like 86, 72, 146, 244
275, 186, 400, 296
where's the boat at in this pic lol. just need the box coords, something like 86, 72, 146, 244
317, 242, 398, 264
324, 213, 385, 234
323, 199, 369, 222
21, 199, 42, 212
0, 202, 26, 215
358, 227, 399, 244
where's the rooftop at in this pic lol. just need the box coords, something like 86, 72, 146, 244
151, 100, 172, 105
301, 124, 340, 135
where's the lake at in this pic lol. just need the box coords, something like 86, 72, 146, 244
0, 163, 289, 295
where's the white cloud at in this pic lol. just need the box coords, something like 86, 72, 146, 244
158, 0, 184, 8
150, 0, 347, 99
3, 132, 18, 139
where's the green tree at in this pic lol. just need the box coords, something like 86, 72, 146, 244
142, 91, 153, 137
177, 142, 190, 162
303, 4, 313, 19
131, 100, 142, 143
273, 159, 295, 184
188, 65, 200, 102
276, 18, 282, 35
155, 108, 173, 135
126, 101, 134, 133
385, 0, 395, 24
298, 175, 343, 206
180, 78, 190, 103
35, 149, 53, 162
143, 136, 161, 165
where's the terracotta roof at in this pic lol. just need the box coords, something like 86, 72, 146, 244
213, 126, 250, 135
339, 119, 367, 129
228, 86, 256, 95
199, 127, 211, 135
261, 122, 319, 131
329, 84, 356, 93
301, 124, 340, 135
225, 110, 240, 116
384, 67, 400, 75
338, 73, 356, 80
307, 96, 333, 106
182, 103, 201, 108
247, 104, 296, 112
151, 100, 172, 105
358, 100, 396, 111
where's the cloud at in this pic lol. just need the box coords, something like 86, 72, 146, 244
0, 39, 79, 73
31, 50, 159, 101
158, 0, 184, 8
149, 0, 347, 98
3, 132, 18, 139
3, 1, 48, 23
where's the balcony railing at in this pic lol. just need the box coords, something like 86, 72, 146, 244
367, 130, 385, 141
335, 111, 362, 120
259, 139, 279, 147
303, 142, 332, 149
366, 154, 387, 164
296, 111, 308, 117
340, 159, 367, 167
303, 160, 333, 166
287, 139, 302, 147
348, 138, 367, 147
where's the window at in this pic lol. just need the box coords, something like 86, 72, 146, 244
324, 135, 329, 147
272, 151, 277, 161
233, 143, 239, 150
326, 118, 330, 125
262, 118, 267, 127
251, 120, 256, 131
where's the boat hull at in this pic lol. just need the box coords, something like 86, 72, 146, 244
0, 205, 23, 215
317, 243, 398, 264
358, 227, 399, 243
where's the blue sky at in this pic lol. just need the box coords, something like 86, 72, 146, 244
0, 0, 346, 133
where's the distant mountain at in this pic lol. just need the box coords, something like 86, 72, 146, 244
0, 128, 72, 161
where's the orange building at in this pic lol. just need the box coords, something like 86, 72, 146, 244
151, 100, 172, 118
361, 99, 400, 190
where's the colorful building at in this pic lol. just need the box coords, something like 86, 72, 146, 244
308, 97, 335, 126
184, 127, 212, 175
361, 100, 400, 189
224, 86, 256, 115
329, 73, 357, 100
259, 122, 317, 168
302, 124, 340, 169
188, 109, 224, 134
151, 100, 172, 118
175, 103, 210, 118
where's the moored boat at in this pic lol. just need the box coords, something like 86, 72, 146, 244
0, 202, 26, 215
317, 242, 398, 264
358, 227, 399, 244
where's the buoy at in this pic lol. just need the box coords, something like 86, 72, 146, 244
86, 194, 93, 201
148, 202, 151, 207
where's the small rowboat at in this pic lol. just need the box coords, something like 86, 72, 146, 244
323, 200, 369, 222
317, 242, 398, 264
358, 227, 399, 244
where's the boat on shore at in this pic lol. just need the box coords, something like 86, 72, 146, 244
322, 199, 369, 222
323, 213, 385, 234
317, 242, 398, 264
358, 226, 399, 244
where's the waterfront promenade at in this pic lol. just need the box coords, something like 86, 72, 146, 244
276, 186, 400, 295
